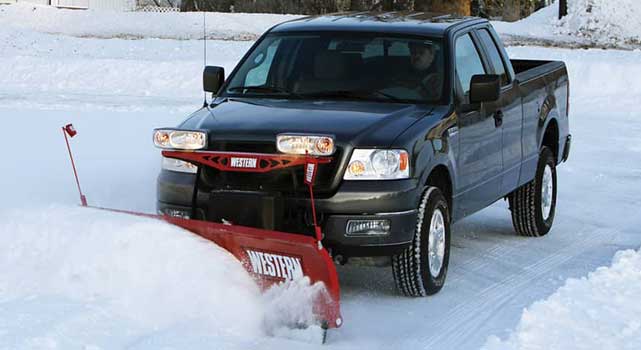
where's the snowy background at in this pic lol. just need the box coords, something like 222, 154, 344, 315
1, 1, 640, 349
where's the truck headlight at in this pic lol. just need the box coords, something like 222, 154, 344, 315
153, 129, 207, 150
276, 134, 335, 156
162, 157, 198, 174
344, 149, 409, 180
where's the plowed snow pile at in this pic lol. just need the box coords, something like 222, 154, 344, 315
484, 249, 641, 350
558, 0, 641, 46
492, 0, 641, 48
0, 206, 264, 348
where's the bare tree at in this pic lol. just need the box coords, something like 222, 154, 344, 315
181, 0, 484, 18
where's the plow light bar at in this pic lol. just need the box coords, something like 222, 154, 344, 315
277, 134, 335, 156
344, 149, 409, 180
153, 129, 207, 150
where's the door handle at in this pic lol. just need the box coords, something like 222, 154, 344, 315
494, 110, 504, 128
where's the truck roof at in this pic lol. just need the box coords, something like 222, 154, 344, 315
270, 12, 487, 37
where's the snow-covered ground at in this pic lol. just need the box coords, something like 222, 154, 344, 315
0, 3, 296, 40
1, 4, 641, 349
0, 207, 266, 349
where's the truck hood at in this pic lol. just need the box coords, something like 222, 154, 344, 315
180, 98, 433, 148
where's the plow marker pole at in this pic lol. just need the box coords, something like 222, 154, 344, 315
62, 124, 87, 207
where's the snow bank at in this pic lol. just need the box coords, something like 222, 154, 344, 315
483, 248, 641, 350
0, 206, 265, 348
494, 0, 641, 49
491, 2, 560, 41
558, 0, 641, 46
0, 3, 299, 40
0, 206, 331, 348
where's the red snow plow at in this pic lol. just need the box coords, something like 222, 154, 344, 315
61, 124, 342, 340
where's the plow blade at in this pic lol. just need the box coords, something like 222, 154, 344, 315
93, 207, 343, 330
60, 123, 342, 341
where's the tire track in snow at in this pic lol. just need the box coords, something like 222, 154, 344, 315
448, 235, 530, 283
402, 228, 616, 349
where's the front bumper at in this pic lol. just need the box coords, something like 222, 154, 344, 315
157, 170, 420, 257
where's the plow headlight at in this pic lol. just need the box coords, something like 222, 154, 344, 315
344, 149, 409, 180
276, 134, 335, 156
153, 129, 207, 150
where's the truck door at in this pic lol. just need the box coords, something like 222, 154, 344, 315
475, 28, 523, 196
453, 32, 502, 217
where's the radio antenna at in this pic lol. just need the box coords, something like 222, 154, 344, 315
203, 10, 208, 107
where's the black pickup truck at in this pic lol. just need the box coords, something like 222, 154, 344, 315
155, 13, 571, 296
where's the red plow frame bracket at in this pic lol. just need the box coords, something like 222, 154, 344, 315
162, 150, 332, 173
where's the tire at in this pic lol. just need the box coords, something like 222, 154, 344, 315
392, 187, 450, 297
508, 146, 557, 237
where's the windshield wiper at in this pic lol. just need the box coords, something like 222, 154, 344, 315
227, 85, 305, 99
228, 85, 290, 94
367, 90, 405, 102
300, 90, 404, 103
228, 87, 404, 103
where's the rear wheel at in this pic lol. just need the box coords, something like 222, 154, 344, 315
508, 146, 557, 237
392, 187, 450, 296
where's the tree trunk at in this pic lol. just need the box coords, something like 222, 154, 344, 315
559, 0, 568, 19
393, 0, 415, 11
503, 0, 521, 22
336, 0, 352, 11
414, 0, 470, 16
350, 0, 369, 10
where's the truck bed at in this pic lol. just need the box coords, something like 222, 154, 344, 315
511, 59, 567, 83
508, 58, 569, 188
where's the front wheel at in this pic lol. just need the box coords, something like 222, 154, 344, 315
508, 146, 557, 237
392, 187, 450, 297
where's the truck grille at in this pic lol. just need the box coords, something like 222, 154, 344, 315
199, 141, 341, 195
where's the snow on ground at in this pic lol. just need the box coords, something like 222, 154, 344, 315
0, 3, 298, 40
493, 0, 641, 49
0, 207, 265, 349
0, 33, 251, 112
0, 6, 253, 113
1, 6, 641, 350
484, 248, 641, 350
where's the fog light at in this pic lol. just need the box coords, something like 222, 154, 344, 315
159, 208, 191, 219
162, 156, 198, 173
346, 219, 391, 236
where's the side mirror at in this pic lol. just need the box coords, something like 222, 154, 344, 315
203, 66, 225, 94
469, 74, 500, 104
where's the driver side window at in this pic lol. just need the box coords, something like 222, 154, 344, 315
455, 34, 486, 100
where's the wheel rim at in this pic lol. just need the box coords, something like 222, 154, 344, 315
541, 164, 554, 221
428, 208, 446, 278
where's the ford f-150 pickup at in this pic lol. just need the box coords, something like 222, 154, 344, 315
155, 12, 571, 296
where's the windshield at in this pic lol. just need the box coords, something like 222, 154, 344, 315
224, 33, 445, 104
